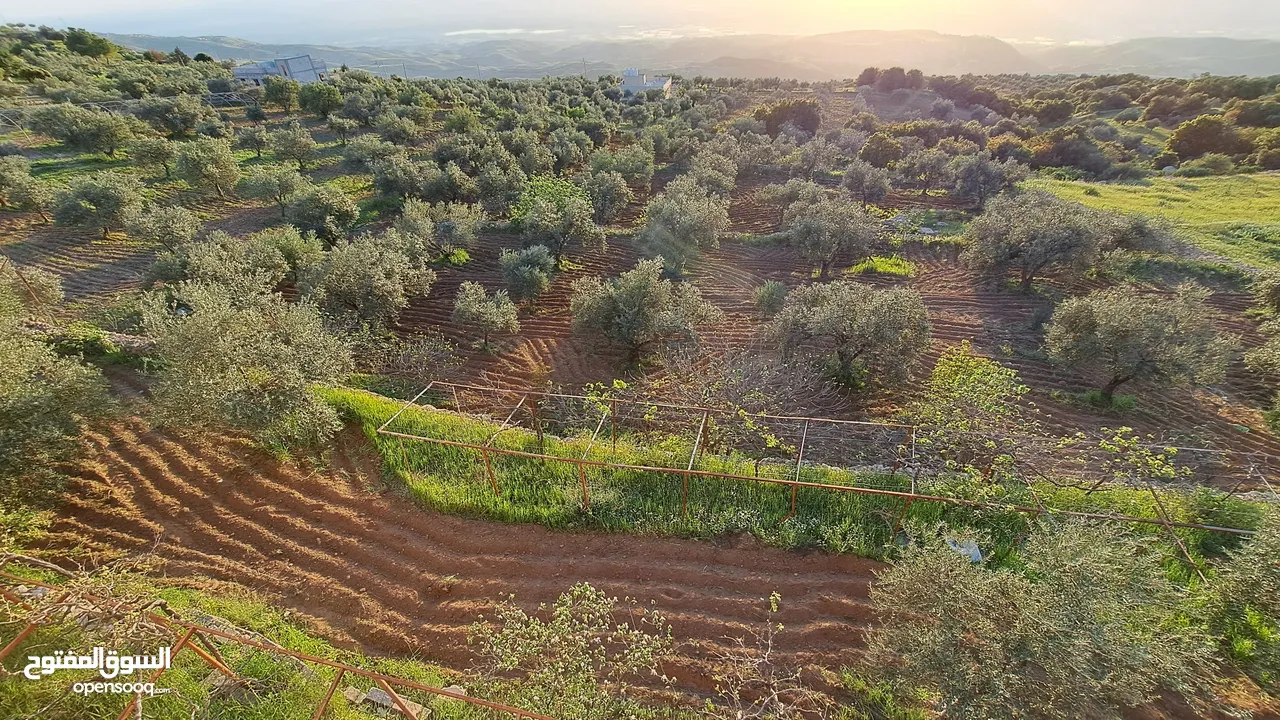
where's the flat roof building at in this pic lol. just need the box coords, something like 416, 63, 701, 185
619, 68, 672, 97
233, 55, 328, 85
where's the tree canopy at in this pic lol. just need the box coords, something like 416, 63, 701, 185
570, 258, 723, 362
770, 280, 931, 389
142, 282, 351, 449
635, 175, 730, 275
962, 190, 1102, 290
1046, 283, 1239, 402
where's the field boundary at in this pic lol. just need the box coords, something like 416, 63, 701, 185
375, 381, 1267, 539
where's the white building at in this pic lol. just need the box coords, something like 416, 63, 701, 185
233, 55, 329, 86
619, 68, 672, 97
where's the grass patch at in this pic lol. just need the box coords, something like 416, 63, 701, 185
1030, 174, 1280, 268
29, 152, 132, 182
324, 172, 372, 200
848, 255, 915, 277
322, 387, 1265, 565
0, 575, 474, 720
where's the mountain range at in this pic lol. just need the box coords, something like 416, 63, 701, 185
101, 30, 1280, 80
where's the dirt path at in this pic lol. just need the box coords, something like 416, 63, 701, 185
41, 417, 881, 701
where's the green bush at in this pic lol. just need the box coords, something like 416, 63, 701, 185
752, 280, 788, 315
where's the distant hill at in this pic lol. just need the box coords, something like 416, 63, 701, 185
1025, 37, 1280, 76
100, 31, 1280, 80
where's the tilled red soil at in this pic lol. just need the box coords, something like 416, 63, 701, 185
40, 413, 880, 702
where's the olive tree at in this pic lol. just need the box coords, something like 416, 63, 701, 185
298, 82, 342, 117
398, 198, 482, 250
326, 114, 358, 145
784, 194, 882, 279
53, 171, 145, 238
238, 164, 311, 217
583, 170, 633, 224
148, 230, 290, 297
635, 175, 730, 275
143, 281, 352, 449
301, 231, 437, 327
270, 122, 317, 170
286, 186, 358, 245
512, 176, 604, 265
570, 258, 723, 362
769, 280, 931, 389
590, 142, 655, 185
962, 190, 1102, 291
236, 125, 270, 159
500, 245, 557, 301
842, 159, 891, 208
1045, 283, 1238, 403
0, 156, 34, 208
176, 137, 241, 197
262, 76, 300, 114
126, 137, 178, 178
127, 204, 201, 251
452, 281, 520, 350
28, 104, 135, 157
866, 522, 1214, 720
896, 148, 952, 196
0, 156, 51, 220
949, 151, 1027, 208
469, 583, 672, 720
0, 264, 109, 508
11, 178, 53, 222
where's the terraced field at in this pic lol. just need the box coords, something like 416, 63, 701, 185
39, 397, 880, 700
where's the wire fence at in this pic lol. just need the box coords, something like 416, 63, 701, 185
373, 381, 1274, 558
0, 564, 553, 720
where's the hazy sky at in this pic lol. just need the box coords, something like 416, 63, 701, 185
4, 0, 1279, 44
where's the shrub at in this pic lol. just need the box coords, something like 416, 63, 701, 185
848, 255, 914, 277
752, 280, 787, 316
1175, 153, 1235, 177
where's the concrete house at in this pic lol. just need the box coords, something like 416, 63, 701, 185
233, 54, 329, 86
619, 68, 672, 97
